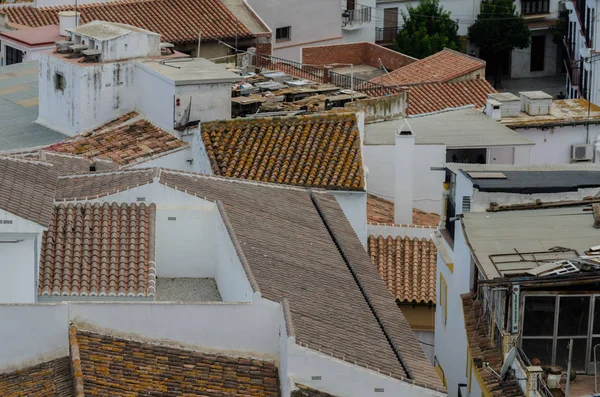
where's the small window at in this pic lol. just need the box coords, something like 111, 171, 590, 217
54, 72, 66, 91
275, 26, 291, 42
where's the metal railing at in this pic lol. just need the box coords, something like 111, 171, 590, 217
521, 0, 550, 14
253, 54, 325, 82
375, 27, 400, 43
328, 70, 403, 96
343, 5, 372, 26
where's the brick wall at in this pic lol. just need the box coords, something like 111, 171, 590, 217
302, 42, 416, 71
255, 36, 273, 56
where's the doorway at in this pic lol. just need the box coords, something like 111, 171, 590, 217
530, 35, 546, 72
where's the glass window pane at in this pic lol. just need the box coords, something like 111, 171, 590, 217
590, 337, 600, 362
556, 339, 587, 372
522, 339, 553, 366
523, 296, 556, 336
558, 297, 590, 336
593, 297, 600, 334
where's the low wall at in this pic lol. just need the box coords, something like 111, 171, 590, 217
346, 93, 407, 123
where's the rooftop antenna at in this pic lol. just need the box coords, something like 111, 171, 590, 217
75, 0, 78, 27
196, 31, 201, 58
486, 347, 517, 380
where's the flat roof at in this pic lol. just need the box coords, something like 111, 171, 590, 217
446, 162, 600, 174
0, 25, 63, 47
463, 207, 600, 279
364, 108, 533, 147
500, 99, 600, 128
137, 57, 242, 85
464, 170, 600, 193
155, 278, 222, 302
0, 62, 67, 150
67, 21, 159, 41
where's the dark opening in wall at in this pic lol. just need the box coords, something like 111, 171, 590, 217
54, 72, 66, 92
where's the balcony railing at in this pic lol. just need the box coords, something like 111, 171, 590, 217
375, 27, 400, 44
521, 0, 550, 14
342, 5, 372, 27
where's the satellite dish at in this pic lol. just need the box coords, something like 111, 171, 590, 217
500, 347, 517, 379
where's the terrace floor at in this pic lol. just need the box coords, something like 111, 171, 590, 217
155, 278, 222, 302
558, 375, 599, 397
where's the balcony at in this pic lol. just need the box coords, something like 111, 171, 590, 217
375, 26, 400, 45
342, 5, 372, 30
521, 0, 550, 15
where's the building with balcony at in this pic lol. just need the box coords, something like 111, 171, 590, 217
564, 0, 599, 105
375, 0, 564, 80
247, 0, 376, 61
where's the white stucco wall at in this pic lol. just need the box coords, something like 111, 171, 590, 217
364, 144, 395, 200
68, 300, 282, 359
175, 82, 233, 125
214, 209, 254, 303
287, 342, 445, 396
248, 0, 343, 61
38, 54, 136, 136
129, 148, 197, 173
414, 144, 446, 214
434, 171, 474, 397
333, 191, 367, 246
134, 63, 175, 131
517, 125, 600, 164
0, 237, 37, 303
0, 303, 69, 373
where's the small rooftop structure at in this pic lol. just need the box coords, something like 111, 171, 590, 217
463, 206, 600, 279
364, 108, 533, 148
137, 57, 243, 85
67, 20, 158, 41
499, 98, 600, 128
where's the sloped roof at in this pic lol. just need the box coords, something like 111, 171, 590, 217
201, 114, 365, 191
368, 235, 437, 304
0, 0, 257, 44
367, 194, 440, 227
72, 328, 279, 396
462, 294, 525, 397
45, 112, 188, 166
39, 202, 156, 298
55, 169, 444, 391
375, 49, 486, 86
406, 79, 496, 115
0, 156, 58, 227
56, 169, 156, 200
0, 357, 73, 397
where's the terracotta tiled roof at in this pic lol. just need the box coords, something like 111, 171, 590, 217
56, 169, 155, 201
528, 18, 559, 30
367, 235, 437, 304
462, 294, 525, 397
374, 49, 486, 86
0, 155, 58, 227
73, 328, 279, 396
201, 114, 365, 190
156, 170, 442, 390
0, 0, 255, 44
46, 112, 188, 166
367, 194, 440, 227
39, 202, 156, 297
406, 79, 497, 115
3, 150, 120, 175
0, 357, 74, 397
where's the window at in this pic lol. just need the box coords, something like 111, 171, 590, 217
5, 46, 23, 66
521, 295, 597, 373
275, 26, 291, 42
439, 274, 448, 326
54, 73, 66, 91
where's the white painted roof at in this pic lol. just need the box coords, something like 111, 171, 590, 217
67, 21, 159, 41
136, 57, 242, 85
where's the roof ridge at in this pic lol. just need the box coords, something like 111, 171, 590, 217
441, 47, 486, 65
57, 167, 154, 179
0, 153, 54, 168
68, 326, 85, 397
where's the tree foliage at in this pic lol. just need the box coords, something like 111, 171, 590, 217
468, 0, 531, 55
394, 0, 461, 59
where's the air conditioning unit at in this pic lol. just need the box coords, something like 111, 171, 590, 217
571, 144, 593, 162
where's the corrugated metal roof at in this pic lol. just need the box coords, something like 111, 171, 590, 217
0, 62, 66, 150
462, 207, 600, 279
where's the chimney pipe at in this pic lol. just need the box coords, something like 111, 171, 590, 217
394, 120, 415, 225
58, 11, 80, 37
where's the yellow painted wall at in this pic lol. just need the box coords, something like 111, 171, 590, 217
399, 304, 435, 331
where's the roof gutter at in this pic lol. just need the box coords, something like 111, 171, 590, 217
308, 190, 413, 380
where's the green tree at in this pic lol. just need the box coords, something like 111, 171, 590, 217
468, 0, 530, 86
394, 0, 461, 59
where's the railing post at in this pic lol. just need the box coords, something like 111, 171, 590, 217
323, 66, 333, 84
525, 366, 544, 397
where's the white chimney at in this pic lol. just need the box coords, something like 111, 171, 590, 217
519, 91, 552, 116
58, 11, 80, 37
485, 99, 502, 120
488, 92, 521, 117
394, 120, 414, 225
